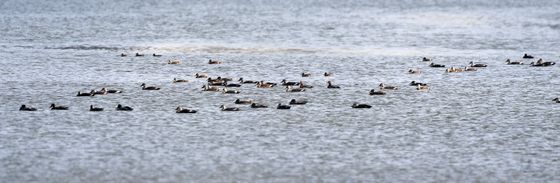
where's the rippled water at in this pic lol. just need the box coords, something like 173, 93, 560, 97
1, 0, 560, 182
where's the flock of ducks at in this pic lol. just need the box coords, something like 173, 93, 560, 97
19, 53, 558, 112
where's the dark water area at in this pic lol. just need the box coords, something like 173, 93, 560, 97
1, 0, 559, 182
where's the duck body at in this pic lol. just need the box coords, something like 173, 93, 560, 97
251, 103, 268, 108
430, 63, 446, 67
326, 81, 340, 88
277, 103, 291, 109
222, 88, 240, 94
464, 66, 477, 71
531, 59, 556, 67
289, 99, 308, 105
256, 81, 276, 88
135, 53, 144, 57
20, 105, 37, 111
208, 59, 223, 64
173, 78, 188, 83
553, 98, 560, 103
176, 107, 197, 113
239, 78, 258, 84
352, 103, 372, 108
168, 59, 181, 64
50, 103, 69, 110
417, 85, 430, 91
422, 57, 431, 62
302, 72, 311, 77
235, 99, 253, 104
410, 81, 428, 86
141, 83, 161, 90
379, 83, 398, 90
89, 105, 104, 111
446, 67, 464, 73
195, 73, 208, 78
324, 72, 333, 77
286, 86, 306, 92
77, 91, 95, 96
224, 82, 242, 87
369, 89, 386, 95
281, 79, 300, 86
408, 69, 421, 74
523, 54, 534, 59
202, 85, 221, 91
468, 61, 487, 67
220, 105, 240, 111
153, 53, 162, 57
116, 104, 133, 111
93, 89, 107, 95
120, 53, 127, 57
505, 59, 524, 65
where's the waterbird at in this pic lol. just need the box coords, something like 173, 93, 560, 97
50, 103, 69, 110
116, 104, 133, 111
352, 103, 372, 108
176, 106, 197, 113
19, 105, 37, 111
141, 83, 160, 90
277, 103, 291, 109
89, 105, 103, 111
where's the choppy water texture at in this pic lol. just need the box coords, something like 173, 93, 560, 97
1, 0, 560, 182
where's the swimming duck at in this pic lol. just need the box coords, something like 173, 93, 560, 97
256, 81, 275, 88
298, 81, 313, 88
173, 78, 188, 83
220, 105, 240, 111
238, 78, 258, 84
417, 85, 430, 91
327, 81, 340, 88
89, 105, 103, 111
50, 103, 69, 110
410, 81, 428, 86
19, 105, 37, 111
464, 66, 477, 71
505, 59, 523, 65
120, 53, 127, 57
408, 68, 421, 74
251, 103, 268, 108
446, 67, 464, 73
93, 89, 107, 95
153, 53, 162, 57
422, 57, 431, 62
195, 73, 208, 78
302, 72, 311, 77
468, 61, 487, 67
553, 98, 560, 103
222, 88, 240, 94
530, 59, 556, 67
430, 63, 446, 67
369, 89, 386, 95
208, 59, 223, 64
289, 99, 308, 105
223, 82, 241, 87
379, 83, 398, 90
168, 59, 181, 64
208, 80, 226, 86
234, 99, 253, 104
176, 106, 197, 113
141, 83, 160, 90
286, 86, 306, 92
116, 104, 133, 111
77, 90, 95, 96
281, 79, 300, 86
100, 88, 122, 94
277, 103, 291, 109
324, 72, 333, 77
352, 103, 372, 108
135, 53, 144, 57
202, 84, 221, 91
523, 53, 534, 59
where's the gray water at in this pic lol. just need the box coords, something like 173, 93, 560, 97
1, 0, 560, 182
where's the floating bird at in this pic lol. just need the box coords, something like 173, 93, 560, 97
379, 83, 398, 90
89, 105, 103, 111
195, 73, 208, 78
220, 105, 240, 111
251, 103, 268, 108
324, 72, 333, 77
369, 89, 386, 95
505, 59, 523, 65
468, 61, 487, 67
50, 103, 69, 110
430, 63, 446, 67
234, 99, 253, 104
173, 78, 188, 83
141, 83, 160, 90
77, 90, 95, 96
116, 104, 133, 111
327, 81, 340, 88
208, 59, 223, 64
523, 53, 534, 59
302, 72, 311, 77
135, 53, 144, 57
153, 53, 162, 57
176, 106, 197, 113
352, 103, 372, 108
19, 105, 37, 111
239, 78, 258, 84
277, 103, 291, 109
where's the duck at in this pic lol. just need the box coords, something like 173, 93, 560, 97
256, 81, 275, 88
530, 59, 556, 67
430, 63, 446, 67
445, 67, 464, 73
352, 103, 372, 108
195, 73, 208, 78
417, 85, 430, 91
324, 72, 333, 77
101, 88, 122, 93
19, 105, 37, 111
410, 81, 428, 86
523, 53, 534, 59
223, 82, 241, 87
168, 59, 181, 64
302, 72, 311, 77
553, 98, 560, 103
153, 53, 162, 57
208, 59, 223, 64
89, 105, 103, 112
77, 90, 95, 96
234, 99, 253, 104
238, 77, 258, 84
202, 84, 221, 91
208, 80, 226, 86
468, 61, 487, 67
141, 83, 160, 90
369, 89, 386, 95
93, 89, 107, 95
298, 81, 313, 88
422, 57, 431, 62
408, 68, 421, 74
173, 78, 188, 83
50, 103, 69, 110
277, 103, 291, 109
379, 83, 398, 90
220, 105, 240, 111
327, 81, 340, 88
505, 59, 523, 65
464, 66, 477, 71
116, 104, 133, 111
281, 79, 300, 86
222, 88, 240, 94
251, 103, 268, 108
135, 52, 144, 57
286, 86, 306, 92
289, 99, 308, 105
176, 106, 197, 113
120, 53, 127, 57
